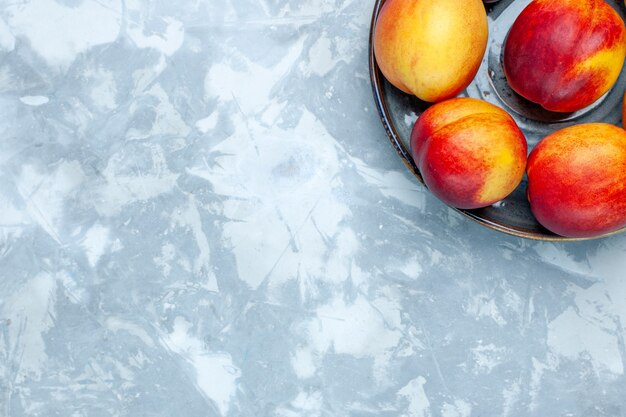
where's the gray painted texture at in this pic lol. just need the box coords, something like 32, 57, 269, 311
1, 0, 626, 416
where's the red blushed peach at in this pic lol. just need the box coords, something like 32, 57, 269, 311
527, 123, 626, 238
373, 0, 488, 103
410, 98, 528, 209
504, 0, 626, 113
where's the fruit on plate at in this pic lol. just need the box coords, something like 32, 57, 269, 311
410, 98, 527, 209
527, 123, 626, 238
373, 0, 488, 103
503, 0, 626, 113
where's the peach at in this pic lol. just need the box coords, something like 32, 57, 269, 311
373, 0, 488, 103
527, 123, 626, 238
410, 98, 527, 209
503, 0, 626, 113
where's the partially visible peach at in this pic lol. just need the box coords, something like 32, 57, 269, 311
527, 123, 626, 238
503, 0, 626, 113
410, 98, 527, 209
374, 0, 488, 103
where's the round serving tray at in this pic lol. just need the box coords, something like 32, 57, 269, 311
368, 0, 626, 241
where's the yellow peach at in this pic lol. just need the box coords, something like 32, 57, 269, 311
373, 0, 488, 102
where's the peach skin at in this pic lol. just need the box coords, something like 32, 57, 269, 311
410, 98, 527, 209
373, 0, 488, 103
504, 0, 626, 113
527, 123, 626, 238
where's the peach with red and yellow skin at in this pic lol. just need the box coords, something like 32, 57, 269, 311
504, 0, 626, 113
527, 124, 626, 238
410, 98, 528, 209
374, 0, 488, 103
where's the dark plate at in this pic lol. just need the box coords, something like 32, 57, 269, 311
369, 0, 626, 241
